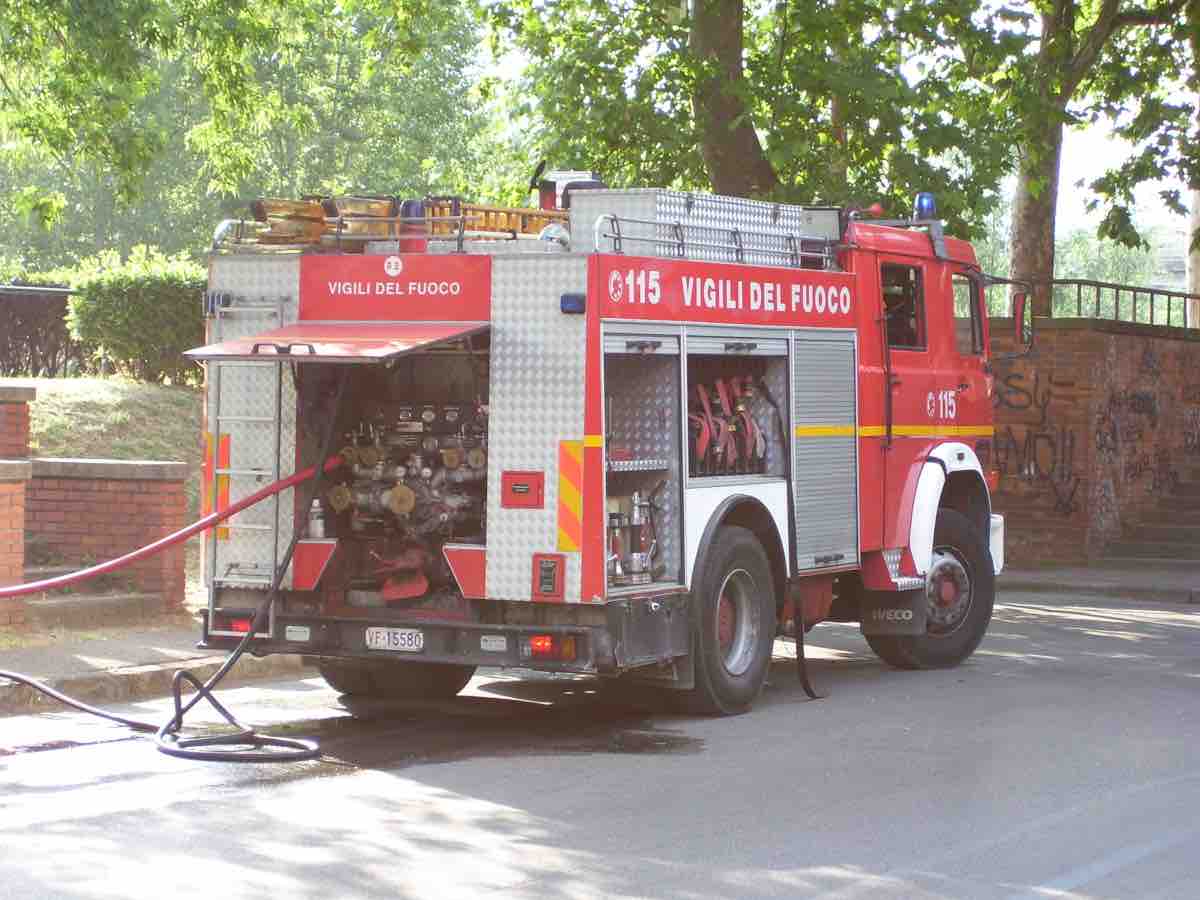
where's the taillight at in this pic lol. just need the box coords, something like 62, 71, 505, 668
230, 618, 253, 633
520, 634, 578, 661
985, 468, 1001, 493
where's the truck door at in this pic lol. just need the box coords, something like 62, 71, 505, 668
945, 270, 990, 438
878, 257, 934, 547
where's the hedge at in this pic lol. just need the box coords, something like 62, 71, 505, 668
66, 247, 205, 385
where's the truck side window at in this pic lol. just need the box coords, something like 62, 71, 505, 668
881, 264, 925, 350
952, 274, 983, 355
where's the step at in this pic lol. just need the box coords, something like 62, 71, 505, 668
1134, 525, 1200, 543
1147, 499, 1200, 518
1094, 556, 1200, 571
1105, 541, 1200, 560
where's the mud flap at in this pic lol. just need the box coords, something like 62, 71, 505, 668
859, 588, 927, 636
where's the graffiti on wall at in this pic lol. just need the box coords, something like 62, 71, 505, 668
983, 369, 1082, 517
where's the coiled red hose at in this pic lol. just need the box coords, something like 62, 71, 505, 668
0, 455, 344, 599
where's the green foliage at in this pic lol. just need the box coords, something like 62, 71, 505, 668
0, 2, 533, 273
66, 247, 205, 384
482, 0, 1017, 236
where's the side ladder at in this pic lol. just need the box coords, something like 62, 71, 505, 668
205, 296, 294, 636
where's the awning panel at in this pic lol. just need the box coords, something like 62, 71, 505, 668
186, 322, 488, 364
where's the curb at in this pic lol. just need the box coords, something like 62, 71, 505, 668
0, 653, 315, 718
999, 577, 1200, 604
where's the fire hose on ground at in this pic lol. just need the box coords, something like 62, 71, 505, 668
0, 374, 351, 763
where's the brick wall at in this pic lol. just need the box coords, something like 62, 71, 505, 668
988, 317, 1200, 564
25, 459, 187, 609
0, 462, 32, 629
0, 387, 34, 459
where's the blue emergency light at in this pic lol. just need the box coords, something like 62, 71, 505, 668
914, 192, 937, 220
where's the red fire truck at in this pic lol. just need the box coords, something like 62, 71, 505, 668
187, 185, 1021, 714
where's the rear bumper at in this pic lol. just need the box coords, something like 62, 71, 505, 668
200, 593, 690, 675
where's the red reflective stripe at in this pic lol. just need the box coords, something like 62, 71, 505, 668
581, 258, 606, 603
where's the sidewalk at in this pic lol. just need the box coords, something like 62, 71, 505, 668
1, 563, 1196, 719
0, 615, 310, 717
999, 563, 1200, 605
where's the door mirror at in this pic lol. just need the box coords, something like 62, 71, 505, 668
1012, 292, 1029, 346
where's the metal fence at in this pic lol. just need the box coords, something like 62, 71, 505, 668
1048, 279, 1198, 329
0, 284, 91, 376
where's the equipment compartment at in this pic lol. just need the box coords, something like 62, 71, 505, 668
292, 342, 489, 619
686, 349, 789, 479
602, 334, 682, 588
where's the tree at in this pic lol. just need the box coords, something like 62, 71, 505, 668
941, 0, 1191, 315
0, 2, 533, 271
0, 0, 443, 202
484, 0, 1016, 234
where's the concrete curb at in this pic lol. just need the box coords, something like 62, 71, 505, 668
999, 576, 1200, 604
0, 653, 315, 718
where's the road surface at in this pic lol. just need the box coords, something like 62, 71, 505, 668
1, 592, 1197, 899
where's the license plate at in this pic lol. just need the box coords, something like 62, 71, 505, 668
480, 635, 507, 653
365, 626, 424, 653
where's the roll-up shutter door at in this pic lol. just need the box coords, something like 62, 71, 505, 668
791, 331, 858, 570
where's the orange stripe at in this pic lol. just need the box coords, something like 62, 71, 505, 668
201, 433, 214, 517
216, 434, 230, 540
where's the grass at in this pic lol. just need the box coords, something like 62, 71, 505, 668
13, 376, 203, 516
14, 376, 207, 612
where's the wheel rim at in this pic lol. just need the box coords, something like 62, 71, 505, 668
715, 568, 760, 676
926, 545, 973, 637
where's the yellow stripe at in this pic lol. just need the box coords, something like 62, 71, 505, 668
893, 425, 995, 437
583, 434, 603, 448
794, 425, 856, 437
559, 476, 582, 520
794, 424, 994, 439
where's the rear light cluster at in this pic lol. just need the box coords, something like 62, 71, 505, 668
520, 633, 578, 661
210, 611, 266, 636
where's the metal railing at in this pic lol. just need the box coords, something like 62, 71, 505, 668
593, 214, 837, 270
1048, 279, 1198, 328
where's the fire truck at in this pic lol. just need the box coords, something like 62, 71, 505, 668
187, 181, 1021, 714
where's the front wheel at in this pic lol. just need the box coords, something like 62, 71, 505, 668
865, 508, 994, 669
684, 526, 776, 715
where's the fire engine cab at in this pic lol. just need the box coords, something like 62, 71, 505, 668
187, 185, 1016, 714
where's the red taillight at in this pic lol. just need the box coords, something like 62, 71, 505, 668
521, 634, 579, 661
230, 618, 253, 633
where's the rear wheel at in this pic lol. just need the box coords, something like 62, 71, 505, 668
318, 659, 476, 699
866, 508, 994, 669
685, 526, 776, 715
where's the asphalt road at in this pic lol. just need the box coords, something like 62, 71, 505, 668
1, 592, 1197, 899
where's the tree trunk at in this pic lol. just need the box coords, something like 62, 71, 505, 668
690, 0, 778, 197
1188, 5, 1200, 324
1189, 188, 1200, 326
1008, 119, 1063, 317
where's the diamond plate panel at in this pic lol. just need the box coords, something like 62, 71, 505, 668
203, 258, 301, 595
486, 255, 589, 602
569, 189, 838, 267
791, 331, 859, 571
603, 346, 682, 583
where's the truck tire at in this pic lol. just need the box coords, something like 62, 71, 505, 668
684, 525, 776, 715
865, 508, 994, 669
318, 660, 476, 699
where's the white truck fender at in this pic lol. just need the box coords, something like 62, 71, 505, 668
908, 442, 991, 576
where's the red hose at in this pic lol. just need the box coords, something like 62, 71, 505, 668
0, 455, 344, 599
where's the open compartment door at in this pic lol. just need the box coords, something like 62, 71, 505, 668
186, 322, 489, 364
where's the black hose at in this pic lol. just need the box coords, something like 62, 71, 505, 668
756, 376, 821, 701
0, 367, 351, 763
154, 366, 350, 762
